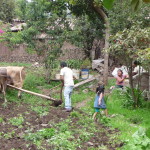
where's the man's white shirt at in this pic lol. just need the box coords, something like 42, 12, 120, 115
133, 65, 146, 74
60, 67, 74, 86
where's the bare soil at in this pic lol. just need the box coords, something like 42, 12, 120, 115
0, 98, 123, 150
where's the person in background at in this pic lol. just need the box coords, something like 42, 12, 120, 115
112, 64, 128, 77
115, 69, 128, 89
93, 83, 108, 121
60, 62, 75, 112
133, 61, 145, 76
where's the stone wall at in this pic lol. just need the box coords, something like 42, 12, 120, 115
0, 42, 86, 63
0, 43, 41, 63
59, 42, 86, 60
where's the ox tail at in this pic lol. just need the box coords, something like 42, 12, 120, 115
19, 67, 24, 83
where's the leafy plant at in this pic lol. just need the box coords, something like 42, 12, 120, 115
129, 115, 143, 124
0, 117, 4, 123
81, 58, 91, 69
55, 119, 70, 132
70, 111, 81, 118
146, 128, 150, 138
124, 127, 150, 150
78, 129, 93, 142
31, 106, 49, 117
25, 128, 55, 142
3, 131, 15, 139
66, 59, 83, 69
121, 87, 145, 108
9, 115, 24, 126
100, 116, 111, 125
48, 131, 78, 150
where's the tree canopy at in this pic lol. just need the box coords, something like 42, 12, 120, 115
0, 0, 15, 23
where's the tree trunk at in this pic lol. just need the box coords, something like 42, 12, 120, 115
92, 6, 109, 85
128, 61, 137, 107
104, 20, 109, 85
149, 66, 150, 92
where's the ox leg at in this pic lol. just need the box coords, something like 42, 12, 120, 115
3, 91, 7, 103
18, 90, 22, 99
2, 85, 7, 103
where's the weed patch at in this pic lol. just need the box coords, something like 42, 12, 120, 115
9, 115, 24, 126
30, 106, 49, 117
123, 128, 150, 150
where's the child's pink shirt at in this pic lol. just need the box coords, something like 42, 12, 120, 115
115, 75, 127, 85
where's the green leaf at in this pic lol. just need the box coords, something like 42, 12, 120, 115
131, 0, 143, 11
103, 0, 115, 10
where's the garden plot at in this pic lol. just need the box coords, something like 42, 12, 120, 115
0, 64, 123, 150
0, 100, 123, 150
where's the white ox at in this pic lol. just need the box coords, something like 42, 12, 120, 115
0, 66, 25, 98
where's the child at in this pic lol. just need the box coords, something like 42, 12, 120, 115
115, 69, 128, 89
93, 84, 108, 121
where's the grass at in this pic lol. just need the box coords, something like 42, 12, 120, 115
0, 62, 31, 67
108, 102, 150, 143
1, 62, 149, 149
79, 78, 150, 149
102, 81, 150, 149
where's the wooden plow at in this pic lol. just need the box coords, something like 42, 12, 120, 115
7, 76, 97, 106
7, 84, 62, 107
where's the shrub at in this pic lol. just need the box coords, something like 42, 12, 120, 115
124, 128, 150, 150
66, 59, 83, 69
81, 58, 91, 69
121, 87, 145, 108
146, 128, 150, 138
129, 115, 143, 124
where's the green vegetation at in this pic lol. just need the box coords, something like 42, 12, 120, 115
30, 106, 49, 117
81, 78, 150, 149
25, 128, 55, 142
0, 62, 31, 67
9, 115, 24, 126
123, 128, 150, 150
0, 117, 4, 123
0, 0, 15, 23
104, 82, 150, 149
0, 62, 149, 149
3, 131, 15, 139
66, 59, 83, 69
0, 0, 150, 148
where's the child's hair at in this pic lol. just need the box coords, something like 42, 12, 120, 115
96, 85, 105, 95
117, 69, 123, 74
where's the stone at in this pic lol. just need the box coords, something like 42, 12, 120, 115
18, 132, 24, 138
82, 89, 88, 93
41, 124, 48, 127
32, 62, 40, 68
87, 142, 94, 146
